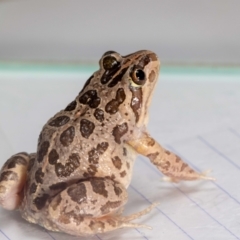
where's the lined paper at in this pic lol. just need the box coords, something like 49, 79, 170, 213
0, 69, 240, 240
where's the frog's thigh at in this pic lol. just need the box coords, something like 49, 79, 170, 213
0, 152, 31, 210
48, 178, 128, 235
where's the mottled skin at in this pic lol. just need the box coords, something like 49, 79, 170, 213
0, 50, 213, 236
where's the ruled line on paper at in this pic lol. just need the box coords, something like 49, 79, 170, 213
134, 229, 149, 240
166, 145, 240, 205
129, 185, 194, 240
138, 145, 240, 240
44, 230, 56, 240
197, 136, 240, 170
95, 234, 102, 240
229, 128, 240, 139
1, 73, 239, 240
0, 229, 11, 240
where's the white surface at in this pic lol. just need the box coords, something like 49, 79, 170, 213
0, 70, 240, 240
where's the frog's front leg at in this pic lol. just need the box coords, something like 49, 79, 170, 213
47, 178, 156, 235
128, 133, 214, 182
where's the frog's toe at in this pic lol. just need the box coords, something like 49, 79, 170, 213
114, 202, 159, 230
199, 169, 216, 181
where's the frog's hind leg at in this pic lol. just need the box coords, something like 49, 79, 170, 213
0, 152, 33, 210
48, 178, 157, 235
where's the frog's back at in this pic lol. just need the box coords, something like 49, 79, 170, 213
21, 50, 160, 220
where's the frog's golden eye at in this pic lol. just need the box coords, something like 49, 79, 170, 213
102, 56, 119, 70
131, 67, 146, 86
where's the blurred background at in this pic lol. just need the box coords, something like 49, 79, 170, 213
0, 0, 240, 65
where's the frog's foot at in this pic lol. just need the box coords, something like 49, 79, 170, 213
146, 146, 215, 182
48, 178, 158, 236
0, 152, 34, 210
162, 169, 215, 183
112, 201, 159, 229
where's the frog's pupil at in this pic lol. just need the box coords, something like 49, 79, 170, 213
136, 69, 145, 81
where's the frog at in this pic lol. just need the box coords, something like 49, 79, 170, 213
0, 50, 213, 236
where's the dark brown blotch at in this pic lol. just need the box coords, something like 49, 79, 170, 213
88, 148, 99, 164
67, 183, 87, 204
112, 122, 128, 144
147, 152, 159, 162
7, 155, 27, 169
105, 99, 119, 114
97, 142, 109, 154
113, 183, 123, 196
35, 168, 44, 184
176, 156, 181, 163
160, 161, 170, 171
100, 200, 121, 214
94, 108, 104, 122
105, 88, 126, 115
79, 90, 100, 108
130, 87, 142, 122
29, 182, 37, 194
165, 150, 171, 155
100, 62, 121, 84
48, 149, 59, 165
0, 171, 18, 182
37, 141, 50, 163
123, 147, 127, 156
60, 210, 84, 226
108, 67, 128, 88
34, 194, 49, 210
89, 220, 105, 232
80, 119, 95, 139
49, 116, 70, 127
55, 153, 80, 177
120, 170, 126, 178
106, 219, 117, 227
111, 156, 122, 170
147, 137, 155, 147
181, 163, 188, 172
116, 88, 126, 103
60, 126, 75, 147
86, 164, 98, 177
64, 100, 77, 111
90, 178, 108, 198
49, 182, 67, 191
88, 142, 108, 164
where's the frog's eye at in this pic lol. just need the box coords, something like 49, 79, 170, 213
131, 67, 146, 86
102, 56, 119, 70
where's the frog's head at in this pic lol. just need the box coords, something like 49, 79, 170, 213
98, 50, 160, 127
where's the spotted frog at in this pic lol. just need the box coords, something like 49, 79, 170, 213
0, 50, 213, 236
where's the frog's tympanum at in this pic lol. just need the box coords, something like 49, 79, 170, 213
0, 50, 212, 236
